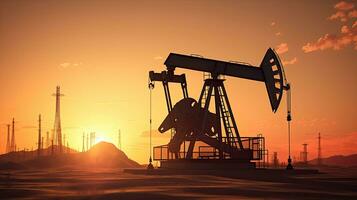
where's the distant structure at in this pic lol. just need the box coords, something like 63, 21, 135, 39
53, 86, 64, 153
51, 129, 54, 146
86, 133, 89, 151
46, 131, 50, 148
37, 114, 42, 156
10, 118, 16, 152
118, 129, 122, 150
82, 132, 85, 152
317, 132, 322, 166
63, 134, 66, 149
90, 132, 96, 148
300, 143, 308, 164
273, 152, 279, 168
41, 136, 44, 150
6, 124, 10, 153
51, 140, 54, 155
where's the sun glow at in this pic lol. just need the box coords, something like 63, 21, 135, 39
95, 135, 112, 145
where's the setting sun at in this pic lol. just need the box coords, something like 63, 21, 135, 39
95, 135, 112, 145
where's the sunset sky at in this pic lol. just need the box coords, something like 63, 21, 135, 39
0, 0, 356, 164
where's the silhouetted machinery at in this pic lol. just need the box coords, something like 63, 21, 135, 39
149, 48, 291, 169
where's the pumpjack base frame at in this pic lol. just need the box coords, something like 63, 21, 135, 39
123, 168, 319, 176
153, 136, 265, 170
160, 159, 255, 170
153, 136, 265, 161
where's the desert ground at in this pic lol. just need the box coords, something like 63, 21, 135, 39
0, 166, 356, 200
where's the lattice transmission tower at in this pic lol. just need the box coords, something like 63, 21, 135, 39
53, 86, 64, 153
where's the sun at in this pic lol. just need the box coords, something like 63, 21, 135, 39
95, 136, 111, 144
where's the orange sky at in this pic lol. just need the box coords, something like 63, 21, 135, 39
0, 0, 356, 164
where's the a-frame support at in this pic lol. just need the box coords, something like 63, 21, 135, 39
186, 77, 244, 159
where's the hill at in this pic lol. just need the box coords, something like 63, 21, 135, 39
309, 154, 357, 167
0, 142, 141, 169
81, 142, 140, 168
0, 145, 77, 163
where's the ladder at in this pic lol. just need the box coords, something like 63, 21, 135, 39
201, 72, 211, 107
218, 86, 237, 148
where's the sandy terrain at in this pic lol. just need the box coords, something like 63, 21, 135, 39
0, 167, 356, 200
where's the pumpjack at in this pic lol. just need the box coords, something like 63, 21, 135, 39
149, 48, 291, 169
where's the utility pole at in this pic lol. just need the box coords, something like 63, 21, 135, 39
317, 132, 322, 166
86, 133, 89, 151
273, 152, 279, 168
46, 131, 49, 148
51, 129, 54, 146
6, 124, 10, 153
10, 118, 15, 152
82, 132, 85, 152
90, 132, 96, 148
63, 134, 66, 152
51, 140, 54, 155
38, 114, 42, 156
89, 133, 92, 148
301, 143, 308, 165
41, 136, 44, 151
118, 129, 121, 150
89, 133, 91, 148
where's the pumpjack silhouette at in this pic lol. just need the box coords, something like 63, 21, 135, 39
149, 48, 292, 169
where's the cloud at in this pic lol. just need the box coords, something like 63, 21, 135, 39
282, 57, 298, 65
270, 22, 283, 37
328, 1, 356, 22
349, 9, 357, 18
305, 1, 357, 52
334, 1, 354, 11
275, 43, 289, 54
59, 62, 83, 69
302, 24, 357, 52
353, 20, 357, 28
341, 25, 349, 33
60, 62, 71, 68
72, 63, 82, 67
328, 11, 348, 22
